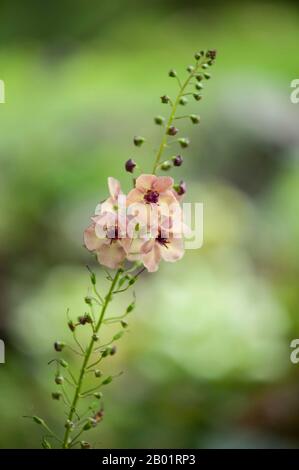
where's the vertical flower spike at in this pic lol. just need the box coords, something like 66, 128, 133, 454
34, 48, 217, 449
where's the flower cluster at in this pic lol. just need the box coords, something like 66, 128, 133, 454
84, 174, 185, 272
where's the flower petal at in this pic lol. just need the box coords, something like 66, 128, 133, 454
108, 177, 121, 200
160, 237, 184, 263
84, 224, 106, 251
135, 174, 157, 192
152, 176, 173, 193
97, 242, 126, 269
142, 243, 161, 272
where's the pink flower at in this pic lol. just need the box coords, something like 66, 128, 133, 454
139, 216, 185, 272
127, 174, 177, 207
97, 177, 122, 214
84, 212, 128, 269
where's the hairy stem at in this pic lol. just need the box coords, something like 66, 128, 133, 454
62, 268, 122, 448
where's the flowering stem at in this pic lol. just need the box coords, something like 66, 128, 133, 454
62, 268, 122, 449
152, 58, 205, 174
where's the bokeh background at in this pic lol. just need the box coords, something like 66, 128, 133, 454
1, 0, 299, 449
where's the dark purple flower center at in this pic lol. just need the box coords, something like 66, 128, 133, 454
156, 233, 169, 248
106, 226, 119, 242
144, 190, 159, 204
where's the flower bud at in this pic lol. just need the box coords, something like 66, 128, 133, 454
59, 359, 68, 368
94, 392, 103, 399
154, 116, 165, 125
95, 369, 102, 378
193, 93, 202, 101
194, 51, 203, 60
204, 72, 211, 80
33, 416, 45, 425
113, 331, 124, 340
167, 126, 179, 136
190, 114, 200, 124
206, 49, 217, 60
172, 155, 183, 166
133, 136, 145, 147
195, 74, 203, 81
174, 180, 187, 196
160, 95, 170, 104
102, 376, 113, 385
179, 97, 188, 106
186, 65, 195, 73
126, 301, 135, 313
67, 320, 76, 332
80, 441, 91, 449
78, 313, 92, 325
121, 320, 128, 328
178, 138, 190, 148
201, 63, 209, 69
52, 392, 62, 400
168, 69, 177, 77
92, 334, 99, 342
161, 161, 172, 171
54, 341, 65, 352
195, 82, 203, 91
65, 419, 74, 430
125, 158, 136, 173
55, 375, 64, 385
84, 296, 92, 305
110, 346, 117, 356
101, 348, 110, 358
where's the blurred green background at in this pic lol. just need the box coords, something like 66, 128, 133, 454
1, 0, 299, 449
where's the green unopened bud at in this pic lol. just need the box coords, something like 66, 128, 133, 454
133, 136, 145, 147
42, 438, 51, 449
113, 331, 124, 341
67, 320, 75, 332
52, 392, 62, 400
102, 376, 113, 385
195, 82, 203, 90
190, 114, 200, 124
128, 277, 136, 286
161, 161, 172, 171
126, 302, 135, 313
65, 419, 74, 430
89, 272, 96, 285
110, 346, 117, 356
59, 359, 68, 368
193, 93, 202, 101
101, 348, 110, 358
92, 334, 99, 342
168, 69, 177, 77
196, 74, 203, 81
55, 375, 64, 385
179, 97, 188, 106
94, 369, 102, 378
54, 341, 65, 352
83, 418, 97, 430
204, 72, 211, 79
80, 441, 91, 449
178, 138, 190, 148
84, 296, 92, 305
186, 65, 195, 73
194, 51, 203, 60
94, 392, 103, 399
154, 116, 165, 125
33, 416, 45, 425
121, 321, 128, 328
201, 63, 209, 69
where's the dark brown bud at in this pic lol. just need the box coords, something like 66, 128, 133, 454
206, 49, 217, 60
172, 155, 183, 166
67, 320, 75, 332
125, 158, 136, 173
160, 95, 170, 104
175, 180, 187, 196
167, 126, 179, 136
54, 341, 65, 352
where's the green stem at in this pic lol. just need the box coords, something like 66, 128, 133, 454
62, 268, 122, 448
152, 59, 204, 174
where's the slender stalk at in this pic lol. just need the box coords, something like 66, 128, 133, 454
62, 268, 122, 448
152, 59, 204, 174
